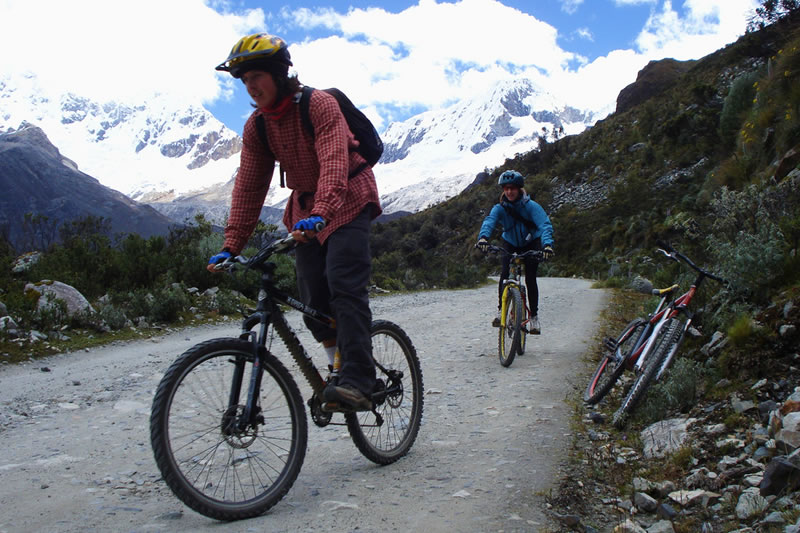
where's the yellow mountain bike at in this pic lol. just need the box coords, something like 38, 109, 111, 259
484, 244, 545, 367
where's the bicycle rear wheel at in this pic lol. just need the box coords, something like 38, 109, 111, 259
150, 338, 308, 520
346, 320, 424, 464
612, 318, 682, 428
498, 286, 522, 367
584, 318, 647, 405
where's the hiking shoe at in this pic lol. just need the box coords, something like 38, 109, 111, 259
492, 309, 501, 328
323, 383, 372, 411
529, 315, 541, 335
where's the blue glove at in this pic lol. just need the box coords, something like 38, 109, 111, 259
208, 250, 231, 265
293, 215, 326, 232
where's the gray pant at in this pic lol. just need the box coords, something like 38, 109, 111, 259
294, 208, 375, 394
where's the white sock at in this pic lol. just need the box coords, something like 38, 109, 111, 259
324, 345, 337, 367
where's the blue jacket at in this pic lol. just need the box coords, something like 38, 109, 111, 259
479, 193, 554, 248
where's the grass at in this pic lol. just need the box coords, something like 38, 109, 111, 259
0, 310, 239, 365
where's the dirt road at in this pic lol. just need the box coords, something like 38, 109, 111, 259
0, 278, 606, 533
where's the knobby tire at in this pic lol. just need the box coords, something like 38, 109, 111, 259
583, 318, 647, 405
613, 318, 682, 428
150, 338, 308, 520
498, 286, 522, 367
346, 320, 424, 464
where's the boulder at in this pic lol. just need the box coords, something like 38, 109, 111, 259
24, 280, 95, 319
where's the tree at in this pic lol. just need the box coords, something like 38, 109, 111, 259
748, 0, 800, 31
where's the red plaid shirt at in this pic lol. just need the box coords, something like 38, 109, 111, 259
223, 89, 382, 254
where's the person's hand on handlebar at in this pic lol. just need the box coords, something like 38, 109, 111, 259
292, 215, 326, 243
207, 250, 232, 272
476, 237, 489, 253
543, 245, 555, 260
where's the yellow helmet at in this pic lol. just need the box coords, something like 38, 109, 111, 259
215, 33, 293, 78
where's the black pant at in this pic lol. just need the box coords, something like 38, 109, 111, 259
498, 239, 541, 316
294, 208, 375, 394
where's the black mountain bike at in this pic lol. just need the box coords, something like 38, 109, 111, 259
150, 235, 424, 520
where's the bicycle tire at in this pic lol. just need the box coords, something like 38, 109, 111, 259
150, 338, 308, 520
613, 318, 682, 428
517, 291, 528, 355
346, 320, 424, 465
583, 318, 647, 405
498, 286, 522, 367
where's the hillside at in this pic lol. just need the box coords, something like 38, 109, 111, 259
368, 13, 800, 532
370, 15, 800, 306
0, 125, 175, 250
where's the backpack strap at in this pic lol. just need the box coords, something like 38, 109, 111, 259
298, 86, 367, 180
502, 204, 537, 232
254, 113, 288, 188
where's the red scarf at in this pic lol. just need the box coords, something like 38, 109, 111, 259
261, 95, 293, 121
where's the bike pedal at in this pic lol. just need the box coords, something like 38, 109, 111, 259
603, 337, 617, 351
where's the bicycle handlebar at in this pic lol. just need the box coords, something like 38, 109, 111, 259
655, 240, 727, 285
478, 243, 547, 261
211, 234, 298, 272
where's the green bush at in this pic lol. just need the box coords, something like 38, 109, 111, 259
149, 286, 191, 323
99, 304, 128, 331
719, 71, 760, 149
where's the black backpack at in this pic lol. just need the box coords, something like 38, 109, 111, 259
255, 86, 384, 186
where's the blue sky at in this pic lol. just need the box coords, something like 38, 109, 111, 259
0, 0, 759, 133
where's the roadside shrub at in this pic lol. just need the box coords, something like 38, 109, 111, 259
719, 71, 759, 149
149, 286, 191, 323
727, 313, 758, 346
637, 357, 703, 424
99, 304, 128, 331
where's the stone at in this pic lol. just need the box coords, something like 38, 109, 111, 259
641, 418, 697, 458
24, 280, 95, 318
648, 520, 676, 533
633, 491, 658, 512
760, 456, 800, 496
735, 488, 769, 519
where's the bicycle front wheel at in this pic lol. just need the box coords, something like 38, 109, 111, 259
613, 318, 682, 428
150, 338, 308, 520
346, 320, 424, 465
498, 286, 522, 367
584, 318, 647, 405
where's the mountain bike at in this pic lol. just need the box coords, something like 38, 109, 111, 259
585, 242, 725, 428
150, 235, 424, 521
583, 285, 680, 405
481, 244, 545, 367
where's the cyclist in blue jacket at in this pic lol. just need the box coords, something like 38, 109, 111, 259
476, 170, 555, 334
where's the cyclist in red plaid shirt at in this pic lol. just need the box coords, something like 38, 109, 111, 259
209, 33, 382, 411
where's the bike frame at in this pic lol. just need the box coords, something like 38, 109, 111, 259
222, 236, 399, 428
629, 249, 719, 377
494, 247, 541, 330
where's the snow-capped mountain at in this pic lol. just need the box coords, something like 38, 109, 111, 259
1, 73, 601, 223
0, 73, 247, 203
372, 78, 600, 213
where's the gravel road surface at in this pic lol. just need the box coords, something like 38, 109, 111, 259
0, 278, 606, 533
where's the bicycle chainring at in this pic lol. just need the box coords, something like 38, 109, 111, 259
308, 395, 332, 427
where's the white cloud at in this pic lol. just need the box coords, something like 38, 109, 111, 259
0, 0, 760, 129
560, 0, 584, 14
575, 27, 595, 41
285, 0, 578, 116
0, 0, 263, 106
635, 0, 759, 59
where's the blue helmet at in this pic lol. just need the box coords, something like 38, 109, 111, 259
498, 170, 524, 188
